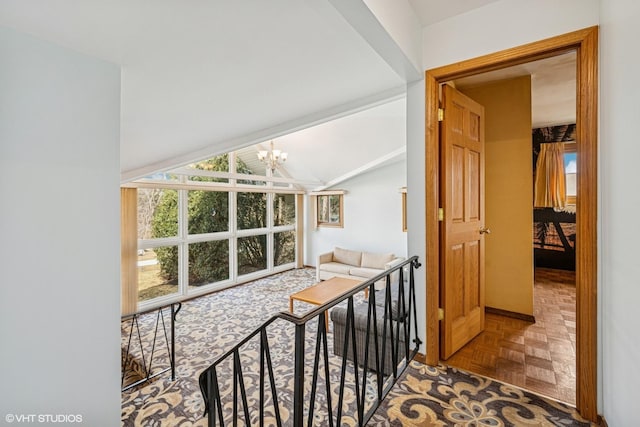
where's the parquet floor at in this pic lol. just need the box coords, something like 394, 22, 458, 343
446, 267, 577, 405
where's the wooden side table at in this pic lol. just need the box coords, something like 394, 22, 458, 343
289, 277, 362, 330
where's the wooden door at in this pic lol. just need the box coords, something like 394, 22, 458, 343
440, 84, 486, 360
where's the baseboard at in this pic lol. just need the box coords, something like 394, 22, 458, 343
485, 306, 535, 323
413, 352, 428, 364
598, 415, 608, 427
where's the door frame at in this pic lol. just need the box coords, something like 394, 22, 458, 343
424, 26, 598, 421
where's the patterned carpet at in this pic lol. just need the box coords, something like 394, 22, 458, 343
121, 268, 594, 426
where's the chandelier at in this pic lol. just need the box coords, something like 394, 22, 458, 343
257, 141, 288, 172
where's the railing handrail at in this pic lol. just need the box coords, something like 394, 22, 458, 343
199, 256, 422, 426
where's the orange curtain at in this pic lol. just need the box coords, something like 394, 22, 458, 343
121, 188, 138, 316
534, 143, 566, 208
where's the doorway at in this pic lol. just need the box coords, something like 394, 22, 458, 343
424, 27, 598, 422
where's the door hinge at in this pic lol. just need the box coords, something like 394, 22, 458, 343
438, 208, 444, 221
438, 108, 444, 122
438, 308, 444, 320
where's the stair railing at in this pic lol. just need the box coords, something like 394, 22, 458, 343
121, 302, 181, 391
199, 256, 421, 426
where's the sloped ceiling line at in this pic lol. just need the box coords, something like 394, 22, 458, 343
313, 146, 406, 192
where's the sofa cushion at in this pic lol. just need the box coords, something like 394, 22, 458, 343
361, 252, 394, 269
319, 262, 352, 275
349, 267, 382, 279
333, 247, 362, 267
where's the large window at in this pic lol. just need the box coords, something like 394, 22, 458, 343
132, 153, 299, 309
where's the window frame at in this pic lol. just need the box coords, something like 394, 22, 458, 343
564, 142, 577, 205
312, 190, 345, 228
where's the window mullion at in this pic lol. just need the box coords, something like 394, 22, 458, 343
229, 161, 237, 282
267, 193, 274, 272
179, 176, 188, 297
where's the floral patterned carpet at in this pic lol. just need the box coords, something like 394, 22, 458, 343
121, 268, 594, 426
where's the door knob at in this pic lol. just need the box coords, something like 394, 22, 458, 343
479, 227, 491, 234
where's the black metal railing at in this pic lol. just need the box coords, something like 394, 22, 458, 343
199, 256, 421, 426
121, 302, 181, 391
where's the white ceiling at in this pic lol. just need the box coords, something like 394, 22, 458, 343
0, 0, 406, 180
407, 0, 503, 26
1, 0, 576, 187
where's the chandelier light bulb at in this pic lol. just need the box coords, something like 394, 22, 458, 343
256, 141, 288, 172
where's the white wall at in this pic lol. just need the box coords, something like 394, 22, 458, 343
306, 160, 407, 265
600, 1, 640, 425
411, 0, 640, 423
421, 0, 599, 69
0, 27, 121, 424
362, 0, 423, 72
406, 78, 426, 351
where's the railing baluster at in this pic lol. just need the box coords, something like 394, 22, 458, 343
198, 256, 422, 427
262, 328, 283, 427
260, 328, 266, 427
368, 282, 383, 399
293, 323, 306, 427
170, 303, 181, 380
347, 297, 363, 426
321, 311, 334, 427
307, 313, 325, 427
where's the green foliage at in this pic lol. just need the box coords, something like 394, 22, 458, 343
189, 240, 229, 286
274, 231, 295, 266
151, 190, 179, 281
151, 154, 273, 285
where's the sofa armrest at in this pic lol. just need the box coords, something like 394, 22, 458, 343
318, 251, 334, 265
316, 251, 334, 281
384, 256, 405, 271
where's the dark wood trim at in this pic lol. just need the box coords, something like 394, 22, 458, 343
598, 415, 608, 427
485, 306, 535, 323
424, 26, 599, 422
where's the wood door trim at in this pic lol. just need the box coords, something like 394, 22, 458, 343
424, 26, 598, 421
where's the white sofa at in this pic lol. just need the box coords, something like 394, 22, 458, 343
316, 247, 404, 290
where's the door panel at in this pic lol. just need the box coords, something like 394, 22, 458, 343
440, 84, 486, 360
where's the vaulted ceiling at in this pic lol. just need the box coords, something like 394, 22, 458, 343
0, 1, 574, 187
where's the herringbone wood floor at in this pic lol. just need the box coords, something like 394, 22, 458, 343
446, 268, 577, 405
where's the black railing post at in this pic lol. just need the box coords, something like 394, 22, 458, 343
171, 302, 181, 381
293, 322, 306, 427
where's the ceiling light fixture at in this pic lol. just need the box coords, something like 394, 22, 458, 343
257, 141, 288, 172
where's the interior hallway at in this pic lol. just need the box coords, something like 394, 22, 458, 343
446, 267, 577, 405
